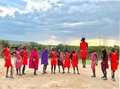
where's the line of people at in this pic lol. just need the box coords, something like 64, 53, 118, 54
0, 38, 118, 82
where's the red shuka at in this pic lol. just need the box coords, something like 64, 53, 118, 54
72, 52, 78, 68
3, 48, 12, 67
110, 52, 118, 71
64, 52, 71, 68
51, 51, 57, 66
80, 41, 88, 60
21, 49, 28, 65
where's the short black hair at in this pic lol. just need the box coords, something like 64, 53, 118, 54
81, 37, 85, 41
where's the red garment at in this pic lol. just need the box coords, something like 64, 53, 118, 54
91, 52, 97, 70
51, 51, 57, 66
72, 52, 78, 68
64, 52, 70, 68
15, 51, 22, 68
80, 41, 88, 50
80, 41, 88, 60
110, 52, 118, 71
29, 50, 39, 70
3, 48, 12, 67
22, 49, 28, 65
80, 51, 87, 60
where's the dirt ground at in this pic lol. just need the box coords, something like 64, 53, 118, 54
0, 58, 119, 89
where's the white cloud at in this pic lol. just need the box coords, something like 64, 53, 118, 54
23, 0, 51, 12
22, 0, 60, 12
62, 30, 73, 33
63, 18, 112, 27
0, 6, 19, 17
0, 0, 60, 17
68, 2, 101, 14
62, 0, 119, 3
37, 39, 62, 45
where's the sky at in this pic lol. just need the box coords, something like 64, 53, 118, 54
0, 0, 119, 46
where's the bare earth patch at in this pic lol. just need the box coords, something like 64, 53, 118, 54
0, 58, 119, 89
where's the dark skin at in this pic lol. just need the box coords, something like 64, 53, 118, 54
1, 45, 13, 78
43, 64, 47, 74
32, 48, 38, 75
15, 48, 22, 76
110, 49, 118, 81
51, 49, 56, 74
72, 51, 80, 75
16, 68, 21, 76
42, 49, 48, 74
34, 69, 37, 75
64, 52, 70, 73
101, 49, 107, 80
57, 51, 65, 74
12, 47, 22, 76
51, 65, 56, 74
22, 46, 27, 75
91, 51, 98, 77
80, 38, 88, 68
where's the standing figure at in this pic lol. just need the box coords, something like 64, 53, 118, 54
101, 49, 108, 80
14, 47, 22, 76
64, 51, 71, 73
91, 50, 98, 77
1, 44, 13, 78
71, 50, 80, 74
29, 47, 39, 75
50, 49, 57, 74
80, 37, 88, 68
18, 44, 23, 53
109, 48, 118, 81
57, 50, 65, 74
21, 46, 28, 75
41, 49, 49, 74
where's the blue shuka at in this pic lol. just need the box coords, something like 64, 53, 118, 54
41, 50, 48, 65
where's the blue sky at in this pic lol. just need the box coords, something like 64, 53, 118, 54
0, 0, 119, 45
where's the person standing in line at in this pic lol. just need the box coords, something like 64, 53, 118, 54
1, 44, 13, 78
29, 47, 39, 75
91, 50, 98, 77
101, 49, 109, 80
13, 47, 22, 76
80, 37, 88, 68
71, 50, 80, 75
57, 50, 65, 74
109, 48, 118, 81
41, 49, 49, 75
64, 51, 71, 73
21, 46, 28, 75
50, 48, 57, 74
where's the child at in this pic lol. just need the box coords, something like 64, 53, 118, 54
50, 49, 57, 74
1, 44, 13, 78
109, 48, 118, 81
101, 49, 108, 80
71, 50, 80, 74
64, 51, 71, 73
14, 47, 22, 76
41, 49, 48, 74
91, 50, 98, 77
29, 47, 39, 75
